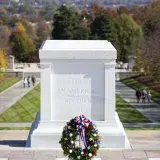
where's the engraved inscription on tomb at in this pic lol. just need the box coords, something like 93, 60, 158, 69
56, 78, 92, 104
58, 88, 95, 95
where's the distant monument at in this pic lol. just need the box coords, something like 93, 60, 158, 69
28, 40, 130, 149
128, 55, 136, 70
7, 55, 14, 71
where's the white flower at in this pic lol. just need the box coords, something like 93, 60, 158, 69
94, 144, 97, 147
69, 149, 72, 153
69, 133, 73, 137
77, 156, 80, 159
71, 141, 74, 144
88, 153, 92, 157
65, 138, 68, 140
81, 151, 84, 155
87, 146, 90, 149
89, 138, 93, 141
68, 126, 71, 129
93, 133, 97, 137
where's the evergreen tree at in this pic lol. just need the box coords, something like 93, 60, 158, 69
52, 6, 79, 39
52, 6, 86, 39
74, 26, 91, 40
52, 6, 91, 40
90, 14, 120, 57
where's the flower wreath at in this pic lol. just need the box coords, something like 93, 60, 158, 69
59, 115, 101, 160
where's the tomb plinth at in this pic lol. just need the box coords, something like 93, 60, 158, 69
28, 40, 130, 149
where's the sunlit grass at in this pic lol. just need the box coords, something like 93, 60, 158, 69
0, 85, 40, 122
0, 76, 20, 93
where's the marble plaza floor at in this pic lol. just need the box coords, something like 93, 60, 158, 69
0, 131, 160, 160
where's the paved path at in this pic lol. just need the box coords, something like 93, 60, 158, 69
1, 122, 160, 128
0, 131, 160, 159
0, 80, 40, 115
116, 81, 160, 122
0, 123, 31, 128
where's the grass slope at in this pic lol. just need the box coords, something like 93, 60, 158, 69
0, 76, 20, 93
116, 95, 150, 123
122, 77, 160, 103
0, 85, 40, 122
0, 84, 150, 123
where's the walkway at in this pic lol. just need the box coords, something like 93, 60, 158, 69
0, 80, 39, 115
0, 131, 160, 159
0, 123, 31, 128
1, 122, 160, 128
116, 81, 160, 122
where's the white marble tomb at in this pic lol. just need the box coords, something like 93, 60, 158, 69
27, 40, 130, 149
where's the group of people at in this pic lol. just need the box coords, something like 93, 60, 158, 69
135, 88, 151, 103
23, 75, 36, 88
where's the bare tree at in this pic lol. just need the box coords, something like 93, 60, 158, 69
0, 26, 10, 50
139, 23, 160, 81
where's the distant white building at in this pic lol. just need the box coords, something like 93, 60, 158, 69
0, 0, 19, 6
0, 0, 10, 6
100, 0, 152, 8
0, 0, 154, 7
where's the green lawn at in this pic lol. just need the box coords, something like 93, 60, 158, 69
0, 76, 20, 93
122, 77, 160, 103
0, 84, 150, 123
0, 127, 30, 130
0, 84, 40, 122
116, 95, 150, 123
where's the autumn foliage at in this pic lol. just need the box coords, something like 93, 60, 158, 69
0, 49, 7, 77
91, 4, 117, 18
10, 23, 36, 62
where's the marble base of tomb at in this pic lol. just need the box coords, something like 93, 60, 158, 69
27, 112, 131, 149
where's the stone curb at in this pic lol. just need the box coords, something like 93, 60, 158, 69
0, 123, 31, 128
123, 123, 160, 128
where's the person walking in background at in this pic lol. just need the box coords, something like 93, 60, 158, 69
23, 77, 27, 88
142, 89, 147, 103
147, 91, 151, 103
27, 76, 31, 87
31, 75, 36, 86
136, 88, 141, 103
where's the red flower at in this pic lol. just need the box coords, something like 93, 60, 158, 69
92, 150, 97, 155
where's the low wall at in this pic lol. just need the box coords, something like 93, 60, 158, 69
5, 71, 24, 78
23, 72, 40, 78
117, 72, 137, 80
5, 71, 40, 79
6, 71, 135, 80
